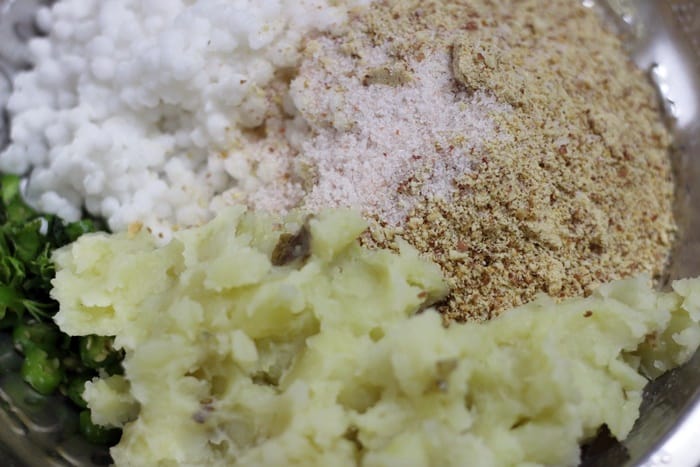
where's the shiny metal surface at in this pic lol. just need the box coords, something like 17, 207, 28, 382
0, 1, 699, 466
580, 2, 700, 466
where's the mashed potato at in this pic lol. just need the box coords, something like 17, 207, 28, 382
52, 208, 700, 466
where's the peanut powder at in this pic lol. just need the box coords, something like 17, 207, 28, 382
297, 0, 675, 321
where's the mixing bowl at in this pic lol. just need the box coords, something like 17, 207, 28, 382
0, 0, 699, 465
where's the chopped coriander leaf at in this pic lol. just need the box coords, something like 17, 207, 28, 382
0, 173, 121, 446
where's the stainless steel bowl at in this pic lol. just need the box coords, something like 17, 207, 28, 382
580, 2, 700, 466
0, 1, 699, 466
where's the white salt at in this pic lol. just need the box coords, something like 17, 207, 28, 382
290, 39, 511, 225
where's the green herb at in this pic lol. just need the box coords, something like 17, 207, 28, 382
0, 173, 122, 445
0, 174, 104, 321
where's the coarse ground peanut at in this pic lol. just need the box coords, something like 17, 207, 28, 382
330, 0, 676, 321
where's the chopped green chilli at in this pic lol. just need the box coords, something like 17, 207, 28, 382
12, 322, 61, 353
0, 173, 121, 445
21, 347, 64, 395
79, 410, 122, 446
80, 335, 122, 370
66, 376, 90, 409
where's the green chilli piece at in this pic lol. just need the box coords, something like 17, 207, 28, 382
79, 335, 120, 369
20, 347, 64, 395
79, 410, 121, 445
66, 376, 91, 409
12, 321, 60, 353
